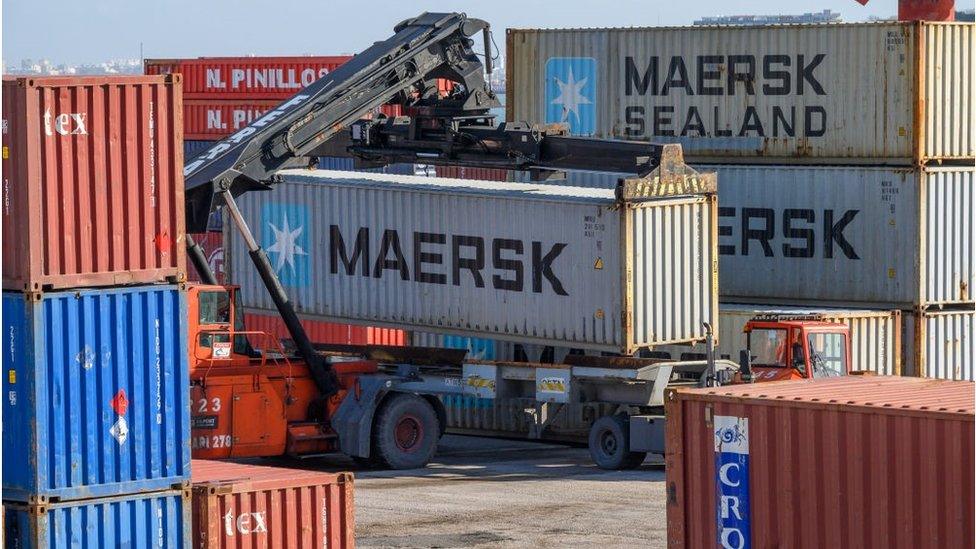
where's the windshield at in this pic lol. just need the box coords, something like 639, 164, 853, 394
808, 332, 848, 378
198, 291, 230, 324
748, 329, 788, 367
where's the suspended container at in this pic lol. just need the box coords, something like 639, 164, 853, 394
190, 460, 354, 549
243, 311, 406, 347
225, 153, 718, 354
666, 377, 975, 548
507, 22, 974, 165
4, 489, 190, 548
2, 75, 186, 291
2, 286, 191, 503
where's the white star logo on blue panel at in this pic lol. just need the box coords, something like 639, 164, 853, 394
262, 203, 311, 287
546, 57, 596, 135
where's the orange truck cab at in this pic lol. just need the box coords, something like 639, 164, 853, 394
742, 314, 852, 382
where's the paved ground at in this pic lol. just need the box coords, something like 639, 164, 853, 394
295, 435, 668, 548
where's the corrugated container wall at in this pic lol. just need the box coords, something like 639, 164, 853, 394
183, 99, 279, 139
515, 165, 975, 307
190, 460, 354, 549
411, 332, 497, 360
226, 169, 718, 354
2, 286, 191, 502
903, 306, 975, 380
244, 311, 407, 347
4, 489, 190, 548
507, 22, 974, 164
1, 76, 187, 291
144, 56, 351, 99
659, 304, 901, 375
186, 231, 225, 284
666, 377, 975, 548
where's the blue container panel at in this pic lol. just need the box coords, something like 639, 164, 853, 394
5, 489, 189, 548
442, 336, 496, 360
183, 140, 213, 158
3, 286, 190, 502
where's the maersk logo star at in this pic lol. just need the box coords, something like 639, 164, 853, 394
262, 203, 311, 287
266, 213, 308, 275
545, 57, 596, 135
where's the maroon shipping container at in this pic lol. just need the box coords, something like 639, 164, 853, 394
184, 100, 403, 139
2, 75, 186, 291
433, 165, 510, 181
145, 56, 351, 99
666, 377, 975, 549
186, 231, 225, 283
191, 460, 354, 548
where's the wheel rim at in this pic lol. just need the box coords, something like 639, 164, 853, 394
394, 414, 424, 453
599, 429, 619, 456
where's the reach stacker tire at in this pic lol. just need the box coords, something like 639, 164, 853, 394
588, 414, 647, 470
372, 393, 440, 469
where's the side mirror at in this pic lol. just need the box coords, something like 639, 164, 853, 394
738, 350, 753, 383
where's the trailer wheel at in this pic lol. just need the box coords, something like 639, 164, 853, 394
372, 393, 439, 469
588, 414, 646, 470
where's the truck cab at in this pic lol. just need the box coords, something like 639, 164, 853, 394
742, 315, 851, 382
186, 284, 262, 370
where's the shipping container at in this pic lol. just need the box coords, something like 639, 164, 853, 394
433, 165, 510, 181
144, 56, 352, 99
410, 332, 497, 360
226, 168, 719, 354
190, 460, 353, 549
183, 99, 280, 139
2, 76, 186, 291
507, 22, 974, 164
656, 304, 902, 375
183, 100, 402, 139
903, 306, 975, 380
244, 311, 407, 347
4, 489, 190, 548
516, 164, 974, 307
186, 232, 225, 284
666, 376, 975, 548
2, 286, 190, 503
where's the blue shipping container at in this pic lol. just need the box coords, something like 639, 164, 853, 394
4, 489, 190, 548
2, 286, 190, 503
183, 139, 213, 159
442, 336, 496, 360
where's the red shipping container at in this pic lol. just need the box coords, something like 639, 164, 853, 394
187, 231, 225, 283
191, 459, 353, 548
183, 100, 404, 139
433, 165, 509, 181
666, 377, 975, 549
244, 311, 407, 346
899, 0, 956, 21
2, 75, 186, 291
145, 56, 351, 99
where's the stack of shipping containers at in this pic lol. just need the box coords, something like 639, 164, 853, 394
506, 21, 975, 380
2, 75, 191, 545
145, 56, 409, 347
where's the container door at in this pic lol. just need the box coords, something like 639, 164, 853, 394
231, 390, 287, 456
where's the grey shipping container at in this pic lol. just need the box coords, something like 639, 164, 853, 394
658, 303, 902, 375
903, 306, 975, 381
507, 22, 974, 164
514, 165, 974, 308
226, 164, 718, 354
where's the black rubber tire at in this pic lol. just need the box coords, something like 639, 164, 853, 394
372, 393, 439, 470
588, 414, 647, 470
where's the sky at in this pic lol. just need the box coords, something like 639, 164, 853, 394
3, 0, 904, 65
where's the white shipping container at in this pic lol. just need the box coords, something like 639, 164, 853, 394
226, 169, 718, 354
903, 307, 975, 381
514, 165, 975, 307
507, 22, 974, 164
659, 303, 902, 375
715, 165, 973, 307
